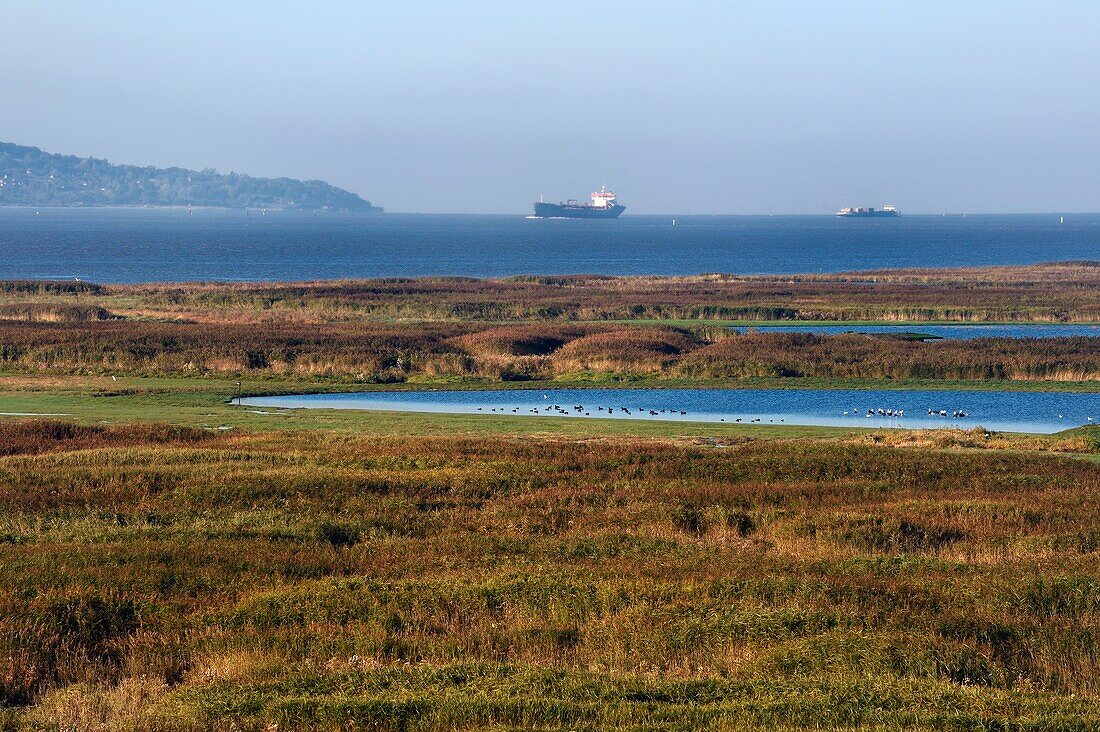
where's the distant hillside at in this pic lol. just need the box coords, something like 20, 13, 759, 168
0, 142, 382, 211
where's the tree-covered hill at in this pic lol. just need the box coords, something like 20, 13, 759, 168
0, 142, 382, 211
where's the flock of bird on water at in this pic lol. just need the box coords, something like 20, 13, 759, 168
468, 396, 1092, 426
477, 402, 693, 418
470, 396, 991, 424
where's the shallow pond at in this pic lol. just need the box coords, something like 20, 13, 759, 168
241, 387, 1100, 434
728, 324, 1100, 339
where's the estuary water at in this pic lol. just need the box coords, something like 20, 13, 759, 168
1, 207, 1098, 282
240, 388, 1100, 434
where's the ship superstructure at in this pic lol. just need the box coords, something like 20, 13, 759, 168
532, 186, 625, 218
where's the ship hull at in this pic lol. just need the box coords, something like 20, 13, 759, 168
532, 202, 625, 219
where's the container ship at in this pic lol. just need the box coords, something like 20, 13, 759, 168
836, 204, 900, 218
532, 186, 625, 218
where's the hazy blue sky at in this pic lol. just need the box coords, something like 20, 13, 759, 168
4, 2, 1099, 213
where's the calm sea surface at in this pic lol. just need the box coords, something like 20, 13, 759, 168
1, 208, 1097, 282
240, 387, 1100, 434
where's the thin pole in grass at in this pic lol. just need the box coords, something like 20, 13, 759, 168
236, 381, 242, 406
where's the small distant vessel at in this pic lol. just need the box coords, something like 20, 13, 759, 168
532, 186, 625, 219
836, 204, 900, 218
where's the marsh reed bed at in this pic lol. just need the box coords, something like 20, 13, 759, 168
0, 320, 1097, 384
3, 263, 1100, 326
2, 263, 1098, 387
2, 263, 1100, 730
2, 422, 1100, 730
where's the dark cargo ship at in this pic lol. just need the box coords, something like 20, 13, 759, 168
837, 204, 900, 218
532, 186, 625, 218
